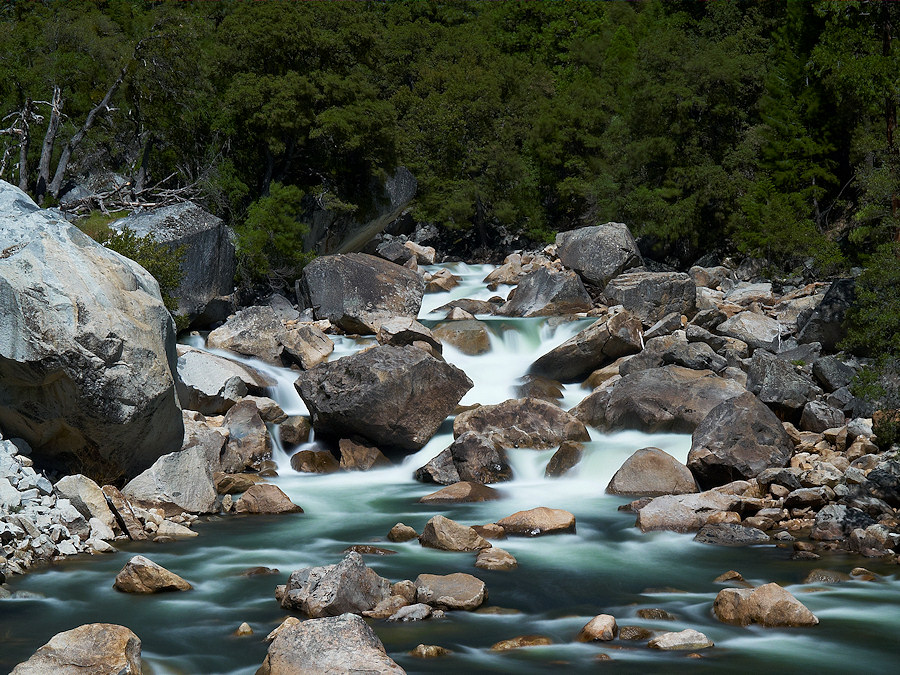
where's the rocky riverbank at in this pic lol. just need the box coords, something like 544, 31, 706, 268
2, 179, 899, 670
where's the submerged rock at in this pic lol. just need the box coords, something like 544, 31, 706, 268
0, 181, 183, 482
295, 345, 472, 451
258, 613, 405, 675
11, 623, 141, 675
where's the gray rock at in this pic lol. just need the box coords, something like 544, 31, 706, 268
445, 432, 512, 484
500, 267, 593, 317
296, 253, 424, 334
122, 445, 217, 514
0, 181, 183, 482
220, 400, 272, 473
635, 490, 742, 533
415, 572, 487, 611
419, 515, 491, 552
694, 523, 770, 546
619, 333, 728, 375
555, 222, 643, 286
453, 398, 589, 449
687, 391, 794, 488
280, 323, 334, 370
643, 312, 684, 340
797, 278, 855, 350
648, 629, 714, 650
388, 603, 433, 622
295, 345, 472, 451
53, 475, 116, 531
281, 552, 392, 617
717, 311, 784, 352
206, 306, 285, 365
606, 447, 697, 496
811, 504, 876, 540
812, 355, 856, 392
528, 312, 643, 382
799, 401, 845, 433
747, 350, 823, 418
603, 270, 696, 326
413, 449, 460, 485
10, 623, 142, 675
175, 345, 273, 415
258, 613, 405, 675
115, 202, 235, 327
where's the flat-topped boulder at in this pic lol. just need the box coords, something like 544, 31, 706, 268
716, 311, 783, 352
415, 572, 487, 611
0, 181, 183, 482
175, 345, 274, 415
296, 252, 424, 334
713, 583, 818, 627
606, 447, 697, 496
635, 490, 743, 532
496, 507, 575, 536
529, 312, 643, 382
555, 222, 643, 286
453, 398, 589, 449
687, 391, 794, 489
295, 345, 472, 451
418, 481, 502, 503
258, 614, 405, 675
11, 623, 142, 675
603, 270, 696, 326
648, 629, 714, 650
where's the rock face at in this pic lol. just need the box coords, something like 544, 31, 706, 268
604, 271, 696, 326
0, 181, 183, 482
555, 222, 643, 286
580, 365, 745, 433
606, 447, 697, 496
713, 583, 819, 627
11, 623, 142, 675
496, 507, 576, 536
296, 252, 424, 333
499, 267, 593, 317
295, 345, 472, 451
115, 201, 235, 327
258, 613, 405, 675
415, 572, 487, 611
529, 312, 643, 382
281, 552, 392, 617
687, 391, 794, 488
113, 555, 192, 593
453, 398, 589, 449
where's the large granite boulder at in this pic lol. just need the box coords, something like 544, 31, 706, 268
575, 365, 746, 433
114, 202, 235, 327
603, 270, 696, 326
635, 490, 743, 532
11, 624, 141, 675
175, 345, 273, 415
419, 515, 491, 552
122, 444, 218, 513
713, 583, 818, 627
687, 391, 794, 489
528, 311, 643, 382
747, 351, 823, 419
0, 181, 183, 482
414, 572, 487, 611
206, 306, 285, 366
453, 398, 589, 449
415, 432, 512, 485
717, 311, 783, 353
258, 613, 405, 675
555, 222, 643, 286
295, 345, 472, 451
499, 267, 593, 317
296, 253, 424, 334
281, 552, 392, 617
606, 447, 697, 496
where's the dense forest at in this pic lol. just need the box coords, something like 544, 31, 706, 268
1, 1, 898, 361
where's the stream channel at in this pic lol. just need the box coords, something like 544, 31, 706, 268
1, 263, 898, 673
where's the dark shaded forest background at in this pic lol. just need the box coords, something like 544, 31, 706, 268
1, 1, 898, 366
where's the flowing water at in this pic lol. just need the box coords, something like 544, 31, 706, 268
1, 263, 898, 674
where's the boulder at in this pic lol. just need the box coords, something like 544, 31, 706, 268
432, 320, 491, 355
545, 441, 583, 477
413, 449, 460, 485
410, 644, 452, 659
648, 629, 714, 650
687, 391, 794, 488
810, 504, 876, 541
747, 351, 823, 418
499, 267, 593, 317
0, 181, 183, 482
419, 515, 491, 552
234, 484, 302, 514
514, 374, 564, 405
10, 624, 141, 675
490, 636, 553, 650
175, 345, 273, 415
797, 278, 855, 350
453, 398, 589, 449
113, 555, 191, 593
579, 365, 745, 433
281, 552, 392, 617
474, 547, 518, 571
418, 482, 501, 504
213, 471, 264, 494
339, 438, 391, 471
799, 401, 845, 433
577, 614, 617, 642
53, 474, 116, 531
279, 416, 311, 446
296, 253, 424, 334
257, 613, 405, 675
280, 323, 334, 370
114, 202, 235, 327
555, 222, 643, 286
496, 507, 575, 536
102, 485, 146, 541
290, 449, 340, 474
295, 345, 472, 451
694, 523, 770, 546
387, 523, 418, 543
606, 447, 697, 497
635, 490, 743, 532
713, 583, 818, 627
206, 306, 285, 366
388, 603, 434, 622
446, 432, 512, 484
812, 355, 856, 393
603, 271, 696, 326
717, 311, 783, 352
415, 572, 487, 611
620, 333, 728, 375
376, 317, 441, 352
529, 312, 643, 382
122, 445, 217, 514
220, 400, 272, 473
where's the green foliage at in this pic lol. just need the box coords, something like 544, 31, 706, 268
75, 210, 129, 242
104, 226, 186, 317
234, 182, 314, 284
843, 243, 900, 358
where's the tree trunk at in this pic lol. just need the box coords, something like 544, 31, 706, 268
133, 133, 153, 193
48, 66, 127, 198
35, 85, 62, 203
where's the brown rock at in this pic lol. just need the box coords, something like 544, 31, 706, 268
213, 472, 265, 495
475, 547, 518, 571
280, 323, 334, 370
496, 507, 576, 536
635, 490, 742, 533
113, 555, 191, 594
636, 608, 677, 620
234, 484, 302, 514
606, 447, 697, 496
387, 523, 419, 542
101, 485, 147, 541
577, 614, 617, 641
713, 583, 819, 627
221, 400, 272, 473
10, 623, 141, 675
278, 416, 311, 446
339, 438, 391, 471
545, 441, 584, 477
419, 515, 491, 552
410, 644, 453, 658
280, 553, 392, 617
415, 572, 487, 611
363, 595, 410, 619
454, 398, 589, 449
418, 482, 502, 504
490, 635, 553, 651
472, 523, 506, 540
619, 625, 653, 641
290, 449, 340, 474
